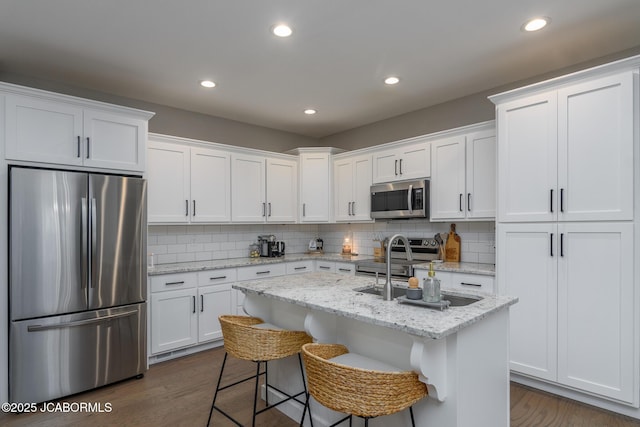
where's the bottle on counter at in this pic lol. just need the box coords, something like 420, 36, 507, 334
423, 262, 441, 303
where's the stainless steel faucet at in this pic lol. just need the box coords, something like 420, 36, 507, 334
383, 234, 412, 301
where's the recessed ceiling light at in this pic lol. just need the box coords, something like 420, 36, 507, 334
384, 76, 400, 85
272, 24, 293, 37
523, 17, 550, 32
304, 109, 317, 115
200, 80, 216, 88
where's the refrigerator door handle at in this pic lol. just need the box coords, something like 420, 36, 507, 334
81, 197, 88, 291
26, 309, 138, 332
90, 197, 97, 288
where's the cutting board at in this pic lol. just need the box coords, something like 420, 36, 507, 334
444, 223, 461, 262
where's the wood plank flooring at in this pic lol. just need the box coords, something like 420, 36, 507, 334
1, 346, 638, 427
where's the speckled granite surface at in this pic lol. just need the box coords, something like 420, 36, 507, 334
234, 272, 516, 340
148, 253, 495, 277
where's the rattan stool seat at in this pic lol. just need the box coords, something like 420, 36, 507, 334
207, 315, 313, 427
301, 343, 427, 426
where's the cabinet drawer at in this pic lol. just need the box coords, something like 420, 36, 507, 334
286, 261, 314, 274
334, 262, 355, 275
448, 273, 494, 293
315, 261, 335, 273
237, 263, 286, 281
196, 268, 237, 286
150, 272, 197, 293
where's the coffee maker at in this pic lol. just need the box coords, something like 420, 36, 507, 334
258, 235, 285, 257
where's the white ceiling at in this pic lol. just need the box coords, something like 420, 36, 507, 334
1, 1, 639, 138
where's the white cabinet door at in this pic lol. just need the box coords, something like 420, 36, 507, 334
334, 154, 372, 222
371, 149, 398, 183
497, 92, 558, 222
398, 142, 430, 181
198, 284, 233, 343
556, 223, 634, 403
351, 155, 372, 221
334, 157, 354, 221
147, 141, 190, 223
190, 147, 231, 223
82, 109, 146, 172
300, 153, 331, 222
266, 157, 297, 222
231, 154, 266, 222
497, 223, 558, 381
431, 135, 466, 220
5, 94, 84, 166
466, 130, 496, 219
557, 72, 634, 221
151, 288, 198, 354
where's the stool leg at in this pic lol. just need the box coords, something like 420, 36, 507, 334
252, 361, 262, 427
409, 406, 416, 427
207, 351, 229, 427
364, 418, 368, 427
298, 353, 313, 427
264, 360, 269, 406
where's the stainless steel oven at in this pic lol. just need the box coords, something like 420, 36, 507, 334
370, 179, 429, 219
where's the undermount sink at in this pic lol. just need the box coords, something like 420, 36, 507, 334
354, 286, 482, 307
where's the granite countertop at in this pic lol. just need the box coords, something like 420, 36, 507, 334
234, 272, 516, 340
148, 253, 495, 277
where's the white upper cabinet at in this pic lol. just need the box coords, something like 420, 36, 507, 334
431, 127, 496, 221
496, 71, 634, 222
4, 91, 151, 172
334, 154, 372, 222
299, 151, 331, 222
147, 138, 231, 223
231, 153, 297, 223
372, 140, 430, 183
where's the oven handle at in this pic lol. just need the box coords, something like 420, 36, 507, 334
407, 184, 413, 214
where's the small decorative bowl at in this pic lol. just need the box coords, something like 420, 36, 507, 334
405, 288, 423, 300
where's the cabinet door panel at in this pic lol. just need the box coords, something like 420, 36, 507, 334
147, 141, 190, 223
5, 95, 83, 166
352, 155, 372, 221
557, 223, 634, 402
198, 285, 233, 343
558, 72, 634, 221
372, 150, 398, 183
300, 153, 331, 222
190, 147, 231, 222
466, 130, 496, 219
266, 158, 297, 222
83, 110, 146, 171
431, 136, 466, 219
398, 142, 430, 180
498, 93, 557, 222
151, 289, 197, 354
232, 155, 265, 222
497, 223, 557, 381
334, 158, 354, 221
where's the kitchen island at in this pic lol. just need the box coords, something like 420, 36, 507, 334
234, 272, 517, 427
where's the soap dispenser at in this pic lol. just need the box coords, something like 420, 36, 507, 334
423, 262, 441, 303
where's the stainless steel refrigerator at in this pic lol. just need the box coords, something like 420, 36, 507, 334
9, 166, 147, 403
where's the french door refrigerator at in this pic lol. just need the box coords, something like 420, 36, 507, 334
9, 166, 147, 403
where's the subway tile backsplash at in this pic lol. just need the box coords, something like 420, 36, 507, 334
148, 220, 495, 265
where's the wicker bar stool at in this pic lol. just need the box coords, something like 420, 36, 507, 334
301, 343, 427, 427
207, 315, 313, 427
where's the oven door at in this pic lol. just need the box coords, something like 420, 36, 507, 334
370, 180, 428, 219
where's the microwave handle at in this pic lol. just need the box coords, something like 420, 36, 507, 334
407, 184, 413, 214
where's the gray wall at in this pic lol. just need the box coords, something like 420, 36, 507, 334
3, 45, 640, 153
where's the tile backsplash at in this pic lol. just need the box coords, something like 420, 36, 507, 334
148, 220, 495, 265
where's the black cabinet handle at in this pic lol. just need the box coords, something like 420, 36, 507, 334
460, 282, 481, 287
550, 233, 554, 257
467, 193, 471, 212
303, 203, 306, 217
399, 158, 403, 175
550, 189, 554, 213
256, 270, 270, 275
560, 233, 564, 257
352, 201, 356, 215
165, 281, 185, 286
209, 275, 227, 280
262, 202, 266, 217
86, 137, 90, 159
268, 202, 272, 217
560, 188, 564, 213
200, 294, 204, 312
294, 266, 307, 271
338, 268, 351, 272
193, 200, 196, 216
394, 159, 398, 176
185, 200, 189, 216
192, 296, 196, 314
319, 266, 331, 270
459, 194, 463, 212
77, 136, 81, 157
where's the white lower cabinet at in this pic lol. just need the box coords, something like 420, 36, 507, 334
150, 269, 236, 355
334, 262, 355, 275
498, 222, 635, 403
286, 260, 314, 274
413, 270, 495, 295
315, 260, 336, 273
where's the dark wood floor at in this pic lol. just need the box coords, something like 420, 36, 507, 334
1, 346, 639, 427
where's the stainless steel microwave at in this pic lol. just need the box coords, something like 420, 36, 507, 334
370, 179, 429, 219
